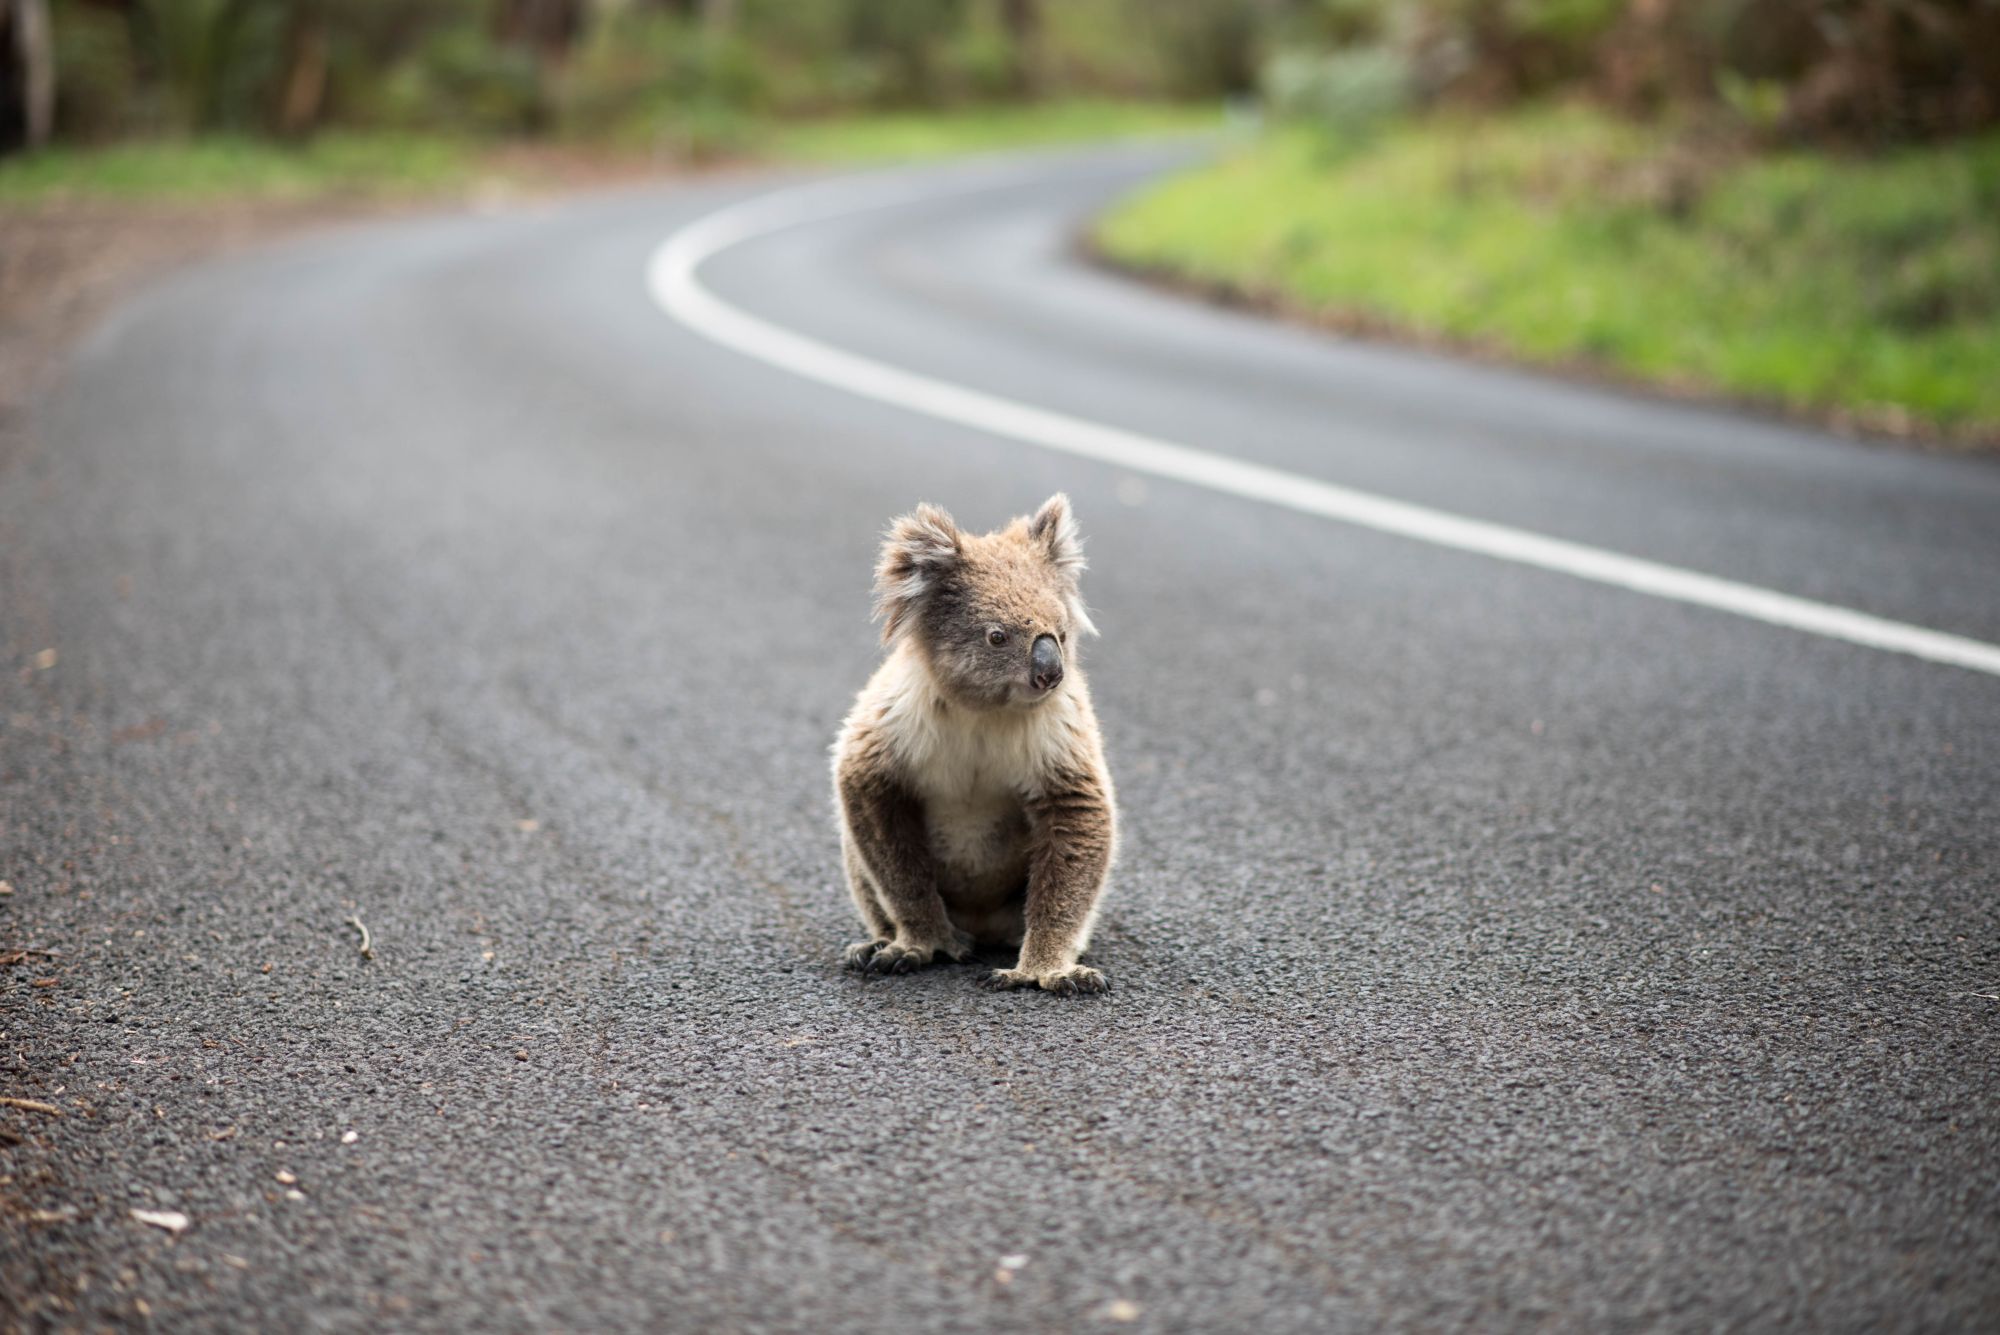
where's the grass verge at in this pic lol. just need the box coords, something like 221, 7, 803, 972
1093, 108, 2000, 447
0, 101, 1218, 206
760, 99, 1219, 162
0, 133, 480, 204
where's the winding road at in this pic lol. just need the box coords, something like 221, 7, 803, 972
4, 143, 1997, 1331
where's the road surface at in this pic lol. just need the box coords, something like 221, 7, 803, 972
4, 144, 1997, 1331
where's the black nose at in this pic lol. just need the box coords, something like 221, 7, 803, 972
1030, 634, 1063, 692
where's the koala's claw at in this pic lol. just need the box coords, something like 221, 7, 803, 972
983, 964, 1110, 996
863, 940, 938, 976
842, 939, 889, 971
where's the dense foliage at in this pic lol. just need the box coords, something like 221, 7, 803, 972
30, 0, 1270, 150
1263, 0, 1999, 145
18, 1, 1993, 154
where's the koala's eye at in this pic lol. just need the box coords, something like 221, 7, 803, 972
986, 628, 1008, 647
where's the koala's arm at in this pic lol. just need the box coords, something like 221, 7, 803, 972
1011, 767, 1116, 989
836, 753, 963, 962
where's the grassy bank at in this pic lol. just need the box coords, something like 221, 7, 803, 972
0, 101, 1214, 206
1095, 109, 2000, 445
0, 134, 480, 204
765, 99, 1216, 162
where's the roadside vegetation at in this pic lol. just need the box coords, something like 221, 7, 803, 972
0, 132, 478, 202
1088, 1, 2000, 447
1098, 111, 2000, 442
0, 100, 1212, 204
0, 2, 1238, 190
763, 99, 1217, 163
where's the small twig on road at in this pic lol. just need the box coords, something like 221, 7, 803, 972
346, 915, 374, 961
1953, 991, 2000, 1001
0, 1097, 63, 1117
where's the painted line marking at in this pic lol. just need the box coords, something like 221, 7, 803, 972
646, 158, 2000, 680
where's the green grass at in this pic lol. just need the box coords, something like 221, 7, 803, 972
1095, 108, 2000, 441
0, 102, 1217, 206
0, 133, 477, 204
761, 99, 1220, 163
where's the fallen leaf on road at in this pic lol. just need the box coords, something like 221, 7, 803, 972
131, 1208, 189, 1233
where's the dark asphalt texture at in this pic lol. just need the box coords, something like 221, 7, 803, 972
3, 145, 1997, 1333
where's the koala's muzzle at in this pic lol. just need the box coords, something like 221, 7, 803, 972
1029, 634, 1063, 693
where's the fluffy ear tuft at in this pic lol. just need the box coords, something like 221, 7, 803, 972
1027, 493, 1086, 578
873, 502, 961, 643
1027, 493, 1096, 636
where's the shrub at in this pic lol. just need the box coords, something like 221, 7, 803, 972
371, 25, 545, 136
1263, 45, 1413, 139
51, 4, 144, 141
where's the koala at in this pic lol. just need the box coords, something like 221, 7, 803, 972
832, 494, 1118, 995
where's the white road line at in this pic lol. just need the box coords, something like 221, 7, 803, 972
646, 160, 2000, 680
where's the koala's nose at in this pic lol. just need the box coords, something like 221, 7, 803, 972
1030, 634, 1063, 693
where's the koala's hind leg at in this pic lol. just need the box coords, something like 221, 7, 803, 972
838, 768, 972, 975
841, 839, 893, 970
983, 775, 1115, 995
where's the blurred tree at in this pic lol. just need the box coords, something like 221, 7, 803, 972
1, 0, 56, 149
998, 0, 1040, 94
273, 0, 326, 136
495, 0, 584, 62
846, 0, 970, 105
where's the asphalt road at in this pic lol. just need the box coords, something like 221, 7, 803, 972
3, 144, 1997, 1332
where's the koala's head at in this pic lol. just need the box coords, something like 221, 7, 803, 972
874, 493, 1097, 711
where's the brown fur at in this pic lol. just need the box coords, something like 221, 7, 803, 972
833, 494, 1118, 995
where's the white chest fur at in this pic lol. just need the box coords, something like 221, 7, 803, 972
873, 664, 1078, 876
910, 717, 1037, 872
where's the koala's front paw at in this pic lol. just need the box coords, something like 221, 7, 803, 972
981, 964, 1110, 996
864, 940, 935, 975
843, 938, 889, 971
856, 927, 973, 976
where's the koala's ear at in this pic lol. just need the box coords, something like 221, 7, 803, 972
1027, 493, 1098, 636
873, 502, 961, 643
1027, 493, 1086, 578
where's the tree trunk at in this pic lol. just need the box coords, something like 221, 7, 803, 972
276, 8, 330, 139
999, 0, 1039, 97
3, 0, 54, 151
